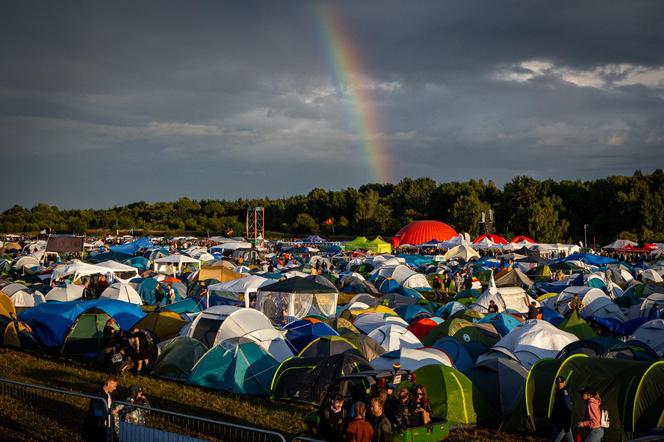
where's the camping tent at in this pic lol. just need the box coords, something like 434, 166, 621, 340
152, 336, 209, 380
45, 284, 84, 302
367, 324, 421, 352
100, 282, 143, 304
256, 276, 338, 323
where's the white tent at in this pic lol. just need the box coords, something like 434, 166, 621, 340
213, 309, 292, 362
472, 276, 531, 314
10, 289, 45, 308
13, 256, 41, 271
371, 347, 452, 371
632, 319, 664, 357
640, 269, 663, 284
209, 242, 252, 254
96, 260, 139, 280
603, 239, 638, 250
100, 282, 143, 304
154, 254, 201, 275
443, 245, 480, 261
370, 265, 431, 289
45, 283, 84, 302
208, 275, 271, 308
542, 287, 604, 317
51, 260, 112, 282
368, 324, 421, 352
493, 320, 578, 369
473, 237, 500, 250
1, 282, 29, 296
627, 293, 664, 320
579, 288, 625, 321
183, 305, 240, 347
353, 313, 408, 335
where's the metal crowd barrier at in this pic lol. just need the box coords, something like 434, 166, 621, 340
0, 377, 287, 442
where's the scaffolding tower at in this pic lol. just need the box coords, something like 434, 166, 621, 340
246, 207, 265, 243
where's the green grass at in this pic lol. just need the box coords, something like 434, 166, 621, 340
0, 348, 313, 440
0, 348, 545, 442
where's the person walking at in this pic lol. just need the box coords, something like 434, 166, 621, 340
370, 398, 393, 442
577, 387, 604, 442
549, 376, 573, 442
83, 375, 121, 442
345, 402, 373, 442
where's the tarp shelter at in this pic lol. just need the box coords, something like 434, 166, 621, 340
344, 237, 370, 251
414, 364, 494, 425
51, 260, 114, 283
96, 261, 139, 281
256, 276, 338, 323
110, 237, 153, 255
187, 338, 279, 396
153, 254, 201, 275
270, 352, 373, 404
364, 237, 392, 254
493, 320, 578, 369
207, 275, 270, 306
551, 355, 651, 442
19, 298, 145, 348
152, 336, 209, 380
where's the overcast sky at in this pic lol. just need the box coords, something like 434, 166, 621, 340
1, 1, 663, 210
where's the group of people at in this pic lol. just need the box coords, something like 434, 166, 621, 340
83, 375, 150, 442
103, 320, 154, 374
550, 376, 606, 442
318, 384, 432, 442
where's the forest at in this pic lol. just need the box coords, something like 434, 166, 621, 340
1, 170, 663, 245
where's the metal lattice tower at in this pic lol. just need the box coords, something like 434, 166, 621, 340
246, 207, 265, 243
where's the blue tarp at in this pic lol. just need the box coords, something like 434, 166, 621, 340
19, 299, 145, 348
563, 253, 619, 266
591, 316, 649, 336
110, 237, 154, 256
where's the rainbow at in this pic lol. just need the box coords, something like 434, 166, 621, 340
316, 3, 392, 183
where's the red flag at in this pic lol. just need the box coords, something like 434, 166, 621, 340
324, 218, 333, 225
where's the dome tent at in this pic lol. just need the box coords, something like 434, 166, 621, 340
393, 220, 458, 246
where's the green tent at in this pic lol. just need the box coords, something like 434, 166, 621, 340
532, 265, 552, 282
413, 364, 495, 426
365, 237, 392, 254
551, 355, 650, 441
152, 336, 208, 380
344, 236, 369, 251
524, 358, 562, 432
187, 339, 278, 396
61, 308, 114, 358
631, 361, 664, 437
558, 310, 598, 340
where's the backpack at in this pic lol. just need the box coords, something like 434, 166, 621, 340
600, 409, 610, 428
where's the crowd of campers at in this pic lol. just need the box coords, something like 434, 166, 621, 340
0, 225, 663, 441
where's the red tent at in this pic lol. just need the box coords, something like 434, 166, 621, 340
472, 233, 508, 245
510, 235, 536, 244
407, 318, 441, 340
392, 220, 458, 246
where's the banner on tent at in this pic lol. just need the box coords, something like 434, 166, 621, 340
46, 235, 85, 253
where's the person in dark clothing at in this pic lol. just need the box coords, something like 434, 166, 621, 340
370, 398, 393, 442
488, 300, 499, 313
385, 387, 410, 433
82, 280, 95, 300
432, 275, 442, 301
83, 375, 121, 442
318, 393, 347, 442
550, 376, 574, 442
527, 301, 540, 320
409, 385, 432, 428
103, 318, 120, 371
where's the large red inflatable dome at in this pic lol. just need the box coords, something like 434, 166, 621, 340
393, 220, 458, 246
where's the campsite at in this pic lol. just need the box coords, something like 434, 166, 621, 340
0, 221, 662, 442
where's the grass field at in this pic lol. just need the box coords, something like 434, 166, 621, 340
0, 348, 545, 441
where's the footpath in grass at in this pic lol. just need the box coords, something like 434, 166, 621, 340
0, 348, 312, 440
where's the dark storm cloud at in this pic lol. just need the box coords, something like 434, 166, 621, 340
0, 0, 663, 209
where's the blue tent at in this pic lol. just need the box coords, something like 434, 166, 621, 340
431, 337, 475, 373
478, 312, 522, 336
541, 307, 565, 326
19, 299, 145, 348
136, 278, 183, 305
377, 278, 400, 294
163, 297, 204, 315
434, 301, 467, 319
394, 305, 431, 323
187, 339, 279, 395
110, 237, 153, 255
397, 254, 432, 268
124, 256, 150, 272
88, 251, 133, 263
283, 320, 339, 354
391, 286, 425, 300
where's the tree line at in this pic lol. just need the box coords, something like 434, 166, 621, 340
1, 170, 663, 245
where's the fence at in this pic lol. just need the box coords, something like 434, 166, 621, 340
0, 377, 287, 442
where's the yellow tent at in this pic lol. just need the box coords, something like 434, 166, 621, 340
133, 310, 188, 342
0, 292, 16, 319
197, 267, 246, 283
3, 321, 35, 348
